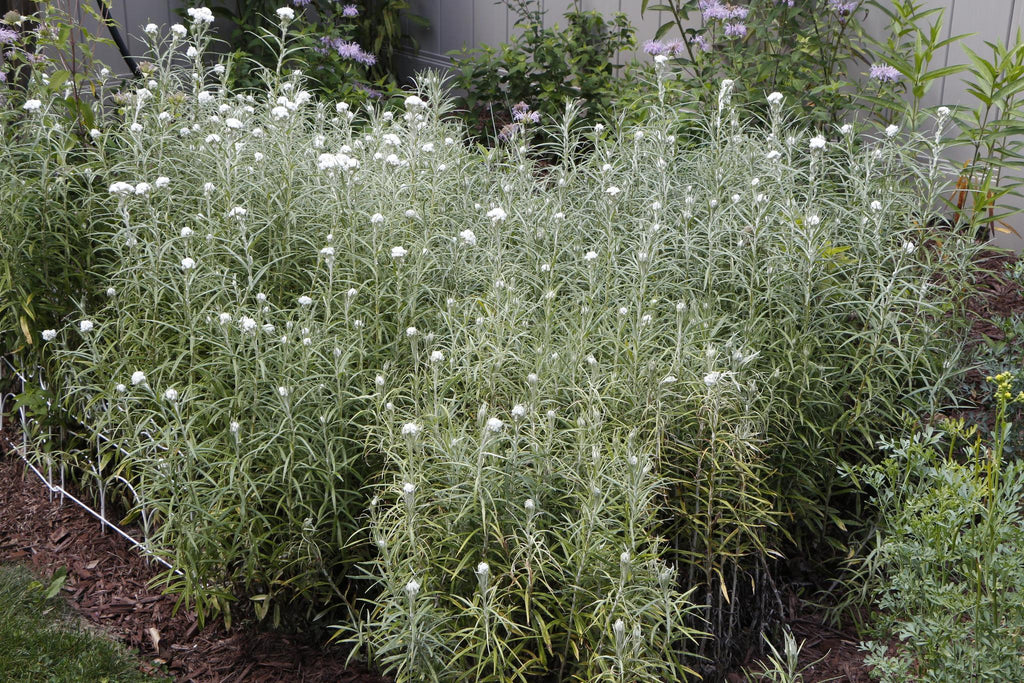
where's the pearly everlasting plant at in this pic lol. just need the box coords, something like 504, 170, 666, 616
4, 11, 980, 681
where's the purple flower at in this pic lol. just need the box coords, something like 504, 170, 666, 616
341, 4, 359, 17
829, 0, 860, 15
511, 102, 539, 123
692, 35, 711, 53
869, 63, 900, 83
643, 40, 667, 56
0, 27, 18, 45
699, 0, 747, 21
498, 122, 521, 141
292, 0, 311, 6
724, 22, 747, 39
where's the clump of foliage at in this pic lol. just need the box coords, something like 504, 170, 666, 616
201, 0, 423, 102
450, 0, 636, 144
641, 0, 876, 125
0, 3, 110, 357
0, 564, 161, 682
3, 7, 984, 681
859, 374, 1024, 682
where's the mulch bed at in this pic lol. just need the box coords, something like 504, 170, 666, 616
0, 247, 1019, 683
0, 427, 388, 683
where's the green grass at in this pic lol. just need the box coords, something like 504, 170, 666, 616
0, 564, 164, 682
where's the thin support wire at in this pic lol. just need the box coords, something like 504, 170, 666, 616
0, 355, 181, 576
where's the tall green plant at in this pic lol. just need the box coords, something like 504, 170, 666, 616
859, 374, 1024, 681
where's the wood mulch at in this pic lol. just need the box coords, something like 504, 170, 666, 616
0, 427, 387, 683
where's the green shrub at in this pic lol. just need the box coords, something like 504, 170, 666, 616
859, 374, 1024, 682
4, 10, 983, 680
449, 0, 636, 146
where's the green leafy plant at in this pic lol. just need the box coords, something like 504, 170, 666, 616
641, 0, 874, 125
201, 0, 424, 101
859, 374, 1024, 681
450, 0, 636, 145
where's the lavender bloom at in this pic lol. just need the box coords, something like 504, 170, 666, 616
724, 22, 747, 38
0, 27, 18, 44
511, 102, 540, 123
498, 122, 521, 141
700, 0, 748, 21
692, 34, 712, 53
320, 36, 376, 66
643, 40, 668, 56
869, 63, 900, 83
829, 0, 860, 15
665, 39, 686, 56
341, 4, 359, 17
292, 0, 311, 5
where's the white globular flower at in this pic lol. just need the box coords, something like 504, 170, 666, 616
885, 124, 900, 138
186, 46, 199, 59
605, 186, 621, 196
809, 136, 826, 150
229, 420, 240, 434
22, 99, 42, 112
298, 295, 313, 306
79, 319, 94, 333
870, 200, 883, 212
476, 562, 489, 577
204, 133, 221, 144
197, 91, 213, 105
807, 215, 821, 226
430, 350, 444, 363
163, 387, 178, 402
170, 23, 187, 37
320, 246, 335, 261
405, 579, 421, 598
902, 240, 917, 254
390, 246, 407, 259
840, 123, 853, 135
524, 498, 535, 512
654, 54, 668, 65
405, 326, 418, 337
240, 316, 257, 333
275, 6, 295, 21
375, 374, 386, 388
108, 181, 135, 196
115, 383, 127, 393
227, 206, 247, 219
277, 386, 289, 398
155, 176, 170, 189
271, 106, 289, 120
401, 422, 421, 437
767, 91, 784, 105
106, 287, 116, 298
370, 213, 385, 225
404, 95, 425, 110
41, 329, 57, 341
511, 404, 527, 420
218, 312, 232, 325
660, 375, 677, 385
485, 417, 504, 433
703, 371, 722, 387
144, 23, 158, 34
225, 117, 243, 129
180, 226, 194, 238
486, 207, 507, 223
131, 370, 147, 386
134, 182, 151, 195
583, 250, 598, 262
403, 481, 415, 495
181, 257, 196, 270
187, 6, 215, 23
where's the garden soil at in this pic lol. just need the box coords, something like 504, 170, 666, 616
0, 247, 1019, 683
